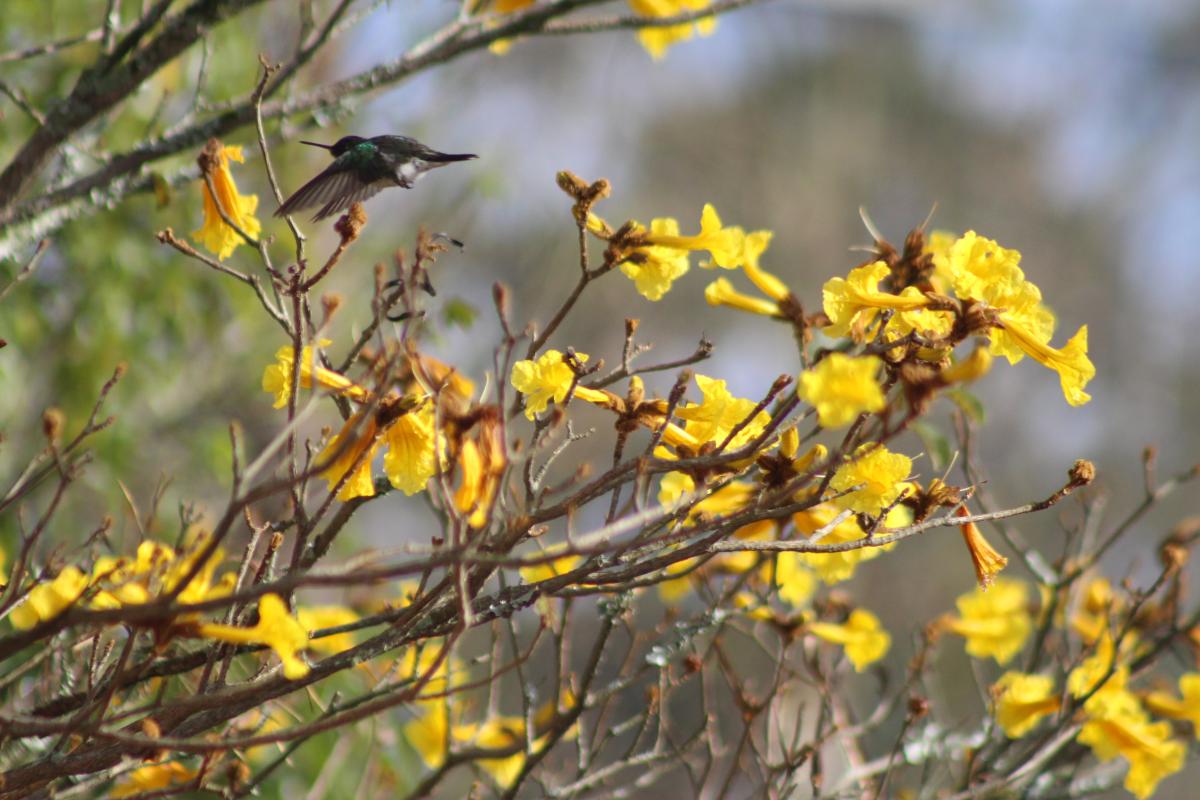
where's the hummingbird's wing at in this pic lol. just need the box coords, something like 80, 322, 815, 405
276, 164, 392, 222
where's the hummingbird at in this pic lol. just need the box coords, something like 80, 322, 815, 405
275, 135, 477, 221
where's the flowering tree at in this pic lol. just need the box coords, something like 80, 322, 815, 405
1, 2, 1198, 799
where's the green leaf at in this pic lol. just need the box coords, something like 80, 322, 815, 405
946, 388, 986, 424
441, 297, 478, 330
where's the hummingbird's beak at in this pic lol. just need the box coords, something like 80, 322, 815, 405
299, 140, 334, 150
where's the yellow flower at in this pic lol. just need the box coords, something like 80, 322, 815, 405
957, 506, 1008, 588
165, 528, 235, 606
658, 471, 757, 519
992, 672, 1061, 738
479, 0, 535, 11
405, 700, 454, 768
799, 353, 887, 429
891, 297, 955, 339
1077, 688, 1185, 800
1001, 319, 1094, 407
676, 374, 771, 450
520, 555, 582, 584
645, 203, 745, 268
452, 433, 504, 529
773, 554, 817, 607
404, 702, 527, 787
942, 578, 1031, 665
262, 340, 369, 409
656, 557, 697, 603
192, 143, 261, 261
10, 566, 88, 629
1068, 631, 1128, 699
318, 412, 381, 502
822, 261, 930, 339
382, 402, 439, 496
945, 231, 1094, 406
1071, 576, 1119, 644
414, 353, 476, 408
740, 230, 790, 302
792, 503, 900, 583
511, 349, 608, 420
704, 277, 781, 316
628, 0, 716, 60
472, 716, 527, 787
198, 594, 310, 679
941, 346, 993, 384
828, 444, 912, 516
808, 609, 890, 672
86, 533, 233, 613
1144, 673, 1200, 739
621, 218, 692, 300
112, 761, 198, 797
297, 605, 359, 655
924, 229, 958, 292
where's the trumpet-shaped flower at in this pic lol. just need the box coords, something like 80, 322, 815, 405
799, 353, 887, 429
622, 218, 692, 300
112, 761, 199, 797
946, 231, 1094, 406
659, 471, 757, 519
452, 432, 504, 528
405, 700, 457, 769
957, 506, 1008, 588
645, 203, 745, 268
383, 402, 439, 496
828, 444, 912, 516
88, 532, 234, 613
740, 230, 790, 301
1077, 687, 1186, 800
822, 262, 931, 339
262, 340, 369, 409
520, 554, 582, 585
511, 350, 608, 420
198, 594, 310, 679
941, 347, 994, 385
628, 0, 717, 61
318, 413, 381, 502
676, 374, 771, 450
1071, 576, 1119, 644
992, 672, 1061, 738
772, 554, 817, 607
1068, 631, 1128, 699
472, 716, 527, 787
808, 608, 891, 672
1001, 319, 1094, 407
1144, 673, 1200, 739
192, 143, 261, 261
10, 566, 88, 629
297, 605, 359, 655
792, 503, 901, 583
705, 275, 781, 316
942, 578, 1031, 665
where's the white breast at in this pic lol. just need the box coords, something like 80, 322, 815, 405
398, 161, 428, 184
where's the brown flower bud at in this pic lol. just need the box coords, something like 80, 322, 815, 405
321, 292, 343, 320
336, 203, 368, 242
556, 170, 589, 198
1068, 459, 1096, 487
42, 407, 65, 441
197, 138, 222, 175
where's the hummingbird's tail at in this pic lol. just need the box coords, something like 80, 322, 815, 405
426, 151, 478, 163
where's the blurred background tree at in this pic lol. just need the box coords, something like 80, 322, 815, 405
2, 1, 1198, 796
